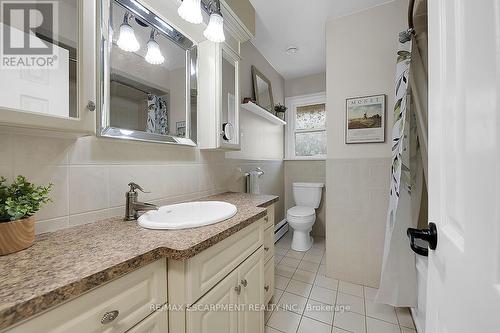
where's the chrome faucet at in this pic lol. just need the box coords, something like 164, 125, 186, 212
125, 182, 158, 221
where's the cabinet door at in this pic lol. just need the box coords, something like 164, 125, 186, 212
186, 269, 239, 333
0, 0, 95, 134
238, 249, 264, 333
126, 311, 167, 333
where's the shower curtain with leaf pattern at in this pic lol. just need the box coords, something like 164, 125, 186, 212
147, 94, 168, 135
375, 34, 423, 307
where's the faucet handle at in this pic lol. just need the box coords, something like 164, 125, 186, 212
128, 182, 150, 193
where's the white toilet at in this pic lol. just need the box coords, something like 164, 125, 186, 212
287, 182, 324, 251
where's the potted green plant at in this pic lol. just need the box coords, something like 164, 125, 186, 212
274, 103, 287, 121
0, 176, 52, 255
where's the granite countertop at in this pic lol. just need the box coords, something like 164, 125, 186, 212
0, 192, 278, 331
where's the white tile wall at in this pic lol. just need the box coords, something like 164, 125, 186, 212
1, 133, 283, 234
325, 158, 391, 287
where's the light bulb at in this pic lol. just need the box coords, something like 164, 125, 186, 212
117, 14, 140, 52
178, 0, 202, 24
203, 12, 225, 43
145, 38, 165, 65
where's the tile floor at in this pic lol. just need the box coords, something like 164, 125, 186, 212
266, 232, 417, 333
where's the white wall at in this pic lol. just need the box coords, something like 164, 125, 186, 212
285, 72, 326, 98
325, 0, 407, 287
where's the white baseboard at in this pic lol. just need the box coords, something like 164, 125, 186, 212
274, 219, 288, 243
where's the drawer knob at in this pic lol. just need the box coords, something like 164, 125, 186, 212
264, 285, 270, 292
241, 279, 248, 287
264, 247, 269, 252
264, 216, 269, 222
234, 285, 242, 295
101, 310, 119, 325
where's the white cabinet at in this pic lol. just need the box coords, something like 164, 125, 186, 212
238, 248, 264, 333
186, 269, 239, 333
187, 248, 264, 333
126, 311, 168, 333
0, 0, 95, 135
5, 260, 167, 333
197, 38, 241, 150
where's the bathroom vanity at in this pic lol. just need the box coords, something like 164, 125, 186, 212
0, 193, 277, 333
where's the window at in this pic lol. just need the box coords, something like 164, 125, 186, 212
285, 93, 327, 160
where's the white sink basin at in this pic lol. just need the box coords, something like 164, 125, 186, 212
138, 201, 237, 230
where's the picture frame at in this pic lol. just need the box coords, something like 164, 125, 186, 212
345, 94, 386, 144
251, 65, 274, 113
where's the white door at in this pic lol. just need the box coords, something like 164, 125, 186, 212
186, 269, 239, 333
127, 311, 168, 333
426, 0, 500, 332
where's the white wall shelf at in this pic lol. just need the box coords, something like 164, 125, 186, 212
241, 101, 286, 126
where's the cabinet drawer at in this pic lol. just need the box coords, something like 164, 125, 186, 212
126, 311, 168, 333
263, 225, 274, 263
7, 260, 167, 333
185, 220, 264, 304
264, 258, 274, 304
263, 204, 274, 229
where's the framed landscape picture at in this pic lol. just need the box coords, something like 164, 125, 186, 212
345, 94, 385, 143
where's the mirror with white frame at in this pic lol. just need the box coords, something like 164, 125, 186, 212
98, 0, 197, 145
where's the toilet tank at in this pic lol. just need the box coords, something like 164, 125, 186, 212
292, 182, 324, 208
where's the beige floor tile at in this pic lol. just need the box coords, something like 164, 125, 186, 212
277, 291, 308, 315
281, 257, 301, 269
310, 285, 337, 305
265, 325, 282, 333
306, 247, 325, 256
297, 316, 332, 333
271, 288, 284, 304
317, 264, 326, 275
363, 286, 379, 301
401, 328, 417, 333
275, 247, 289, 256
292, 269, 316, 284
332, 328, 351, 333
276, 264, 296, 278
366, 317, 400, 333
267, 308, 302, 333
334, 310, 366, 333
338, 281, 364, 298
303, 299, 335, 325
365, 299, 398, 324
396, 307, 415, 329
265, 309, 273, 323
286, 249, 305, 260
314, 273, 339, 290
285, 279, 313, 298
298, 260, 320, 273
302, 252, 323, 263
336, 292, 365, 315
275, 275, 290, 290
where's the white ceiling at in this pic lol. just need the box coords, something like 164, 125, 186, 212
249, 0, 394, 79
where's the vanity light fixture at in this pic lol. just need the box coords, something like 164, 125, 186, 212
203, 0, 225, 43
145, 29, 165, 65
177, 0, 203, 24
117, 12, 140, 52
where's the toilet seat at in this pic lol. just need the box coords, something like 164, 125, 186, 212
287, 206, 315, 223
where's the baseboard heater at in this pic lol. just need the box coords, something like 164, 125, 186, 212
274, 219, 288, 243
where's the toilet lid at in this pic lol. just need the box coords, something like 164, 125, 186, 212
287, 206, 315, 218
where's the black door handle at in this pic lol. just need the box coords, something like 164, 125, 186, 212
407, 222, 438, 257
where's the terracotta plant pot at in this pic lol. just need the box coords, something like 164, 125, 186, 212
0, 216, 35, 255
